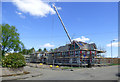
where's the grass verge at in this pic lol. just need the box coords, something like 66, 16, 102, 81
107, 64, 120, 66
61, 66, 81, 69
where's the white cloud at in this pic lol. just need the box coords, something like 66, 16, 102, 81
106, 42, 120, 47
16, 11, 26, 18
57, 7, 62, 10
89, 42, 94, 44
12, 0, 56, 17
40, 43, 54, 48
16, 11, 22, 15
113, 39, 118, 41
73, 36, 90, 42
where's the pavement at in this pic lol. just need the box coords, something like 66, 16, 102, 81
1, 64, 119, 80
1, 66, 42, 80
23, 65, 119, 80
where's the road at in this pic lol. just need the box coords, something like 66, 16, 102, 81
0, 66, 2, 82
23, 65, 119, 80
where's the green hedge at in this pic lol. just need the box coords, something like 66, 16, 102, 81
2, 53, 26, 68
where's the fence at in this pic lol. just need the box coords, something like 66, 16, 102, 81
101, 58, 120, 64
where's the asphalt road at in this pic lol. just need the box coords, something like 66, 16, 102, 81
24, 65, 119, 80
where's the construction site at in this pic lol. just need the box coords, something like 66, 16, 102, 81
27, 4, 117, 68
1, 1, 119, 81
45, 4, 106, 67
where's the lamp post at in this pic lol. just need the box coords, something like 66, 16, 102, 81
52, 54, 54, 68
111, 40, 115, 64
111, 40, 115, 58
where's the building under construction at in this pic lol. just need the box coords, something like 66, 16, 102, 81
46, 40, 105, 67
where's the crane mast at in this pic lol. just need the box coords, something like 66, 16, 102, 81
52, 4, 72, 43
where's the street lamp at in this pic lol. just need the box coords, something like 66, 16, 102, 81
111, 40, 116, 64
111, 40, 115, 58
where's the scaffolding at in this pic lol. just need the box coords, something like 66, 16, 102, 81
46, 49, 104, 67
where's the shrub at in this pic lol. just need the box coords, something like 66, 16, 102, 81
2, 53, 26, 68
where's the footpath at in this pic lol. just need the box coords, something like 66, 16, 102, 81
1, 66, 42, 80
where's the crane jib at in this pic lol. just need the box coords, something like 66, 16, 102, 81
53, 5, 72, 43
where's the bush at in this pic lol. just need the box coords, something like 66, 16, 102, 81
2, 53, 26, 68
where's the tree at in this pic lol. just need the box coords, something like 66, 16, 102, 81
21, 49, 28, 55
49, 48, 54, 52
2, 53, 26, 68
54, 48, 58, 51
38, 48, 42, 53
29, 47, 35, 54
2, 24, 24, 56
43, 48, 48, 53
20, 48, 35, 55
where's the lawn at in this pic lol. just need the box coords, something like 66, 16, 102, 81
107, 63, 120, 66
61, 66, 82, 70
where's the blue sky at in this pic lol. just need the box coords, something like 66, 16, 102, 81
2, 1, 118, 57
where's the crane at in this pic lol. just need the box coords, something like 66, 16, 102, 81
52, 4, 72, 43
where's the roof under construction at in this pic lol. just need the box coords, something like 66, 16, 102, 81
53, 40, 105, 53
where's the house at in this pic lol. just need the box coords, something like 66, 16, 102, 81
29, 52, 47, 63
46, 40, 105, 67
24, 55, 30, 63
29, 52, 41, 63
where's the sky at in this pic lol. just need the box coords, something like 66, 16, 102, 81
2, 0, 119, 57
